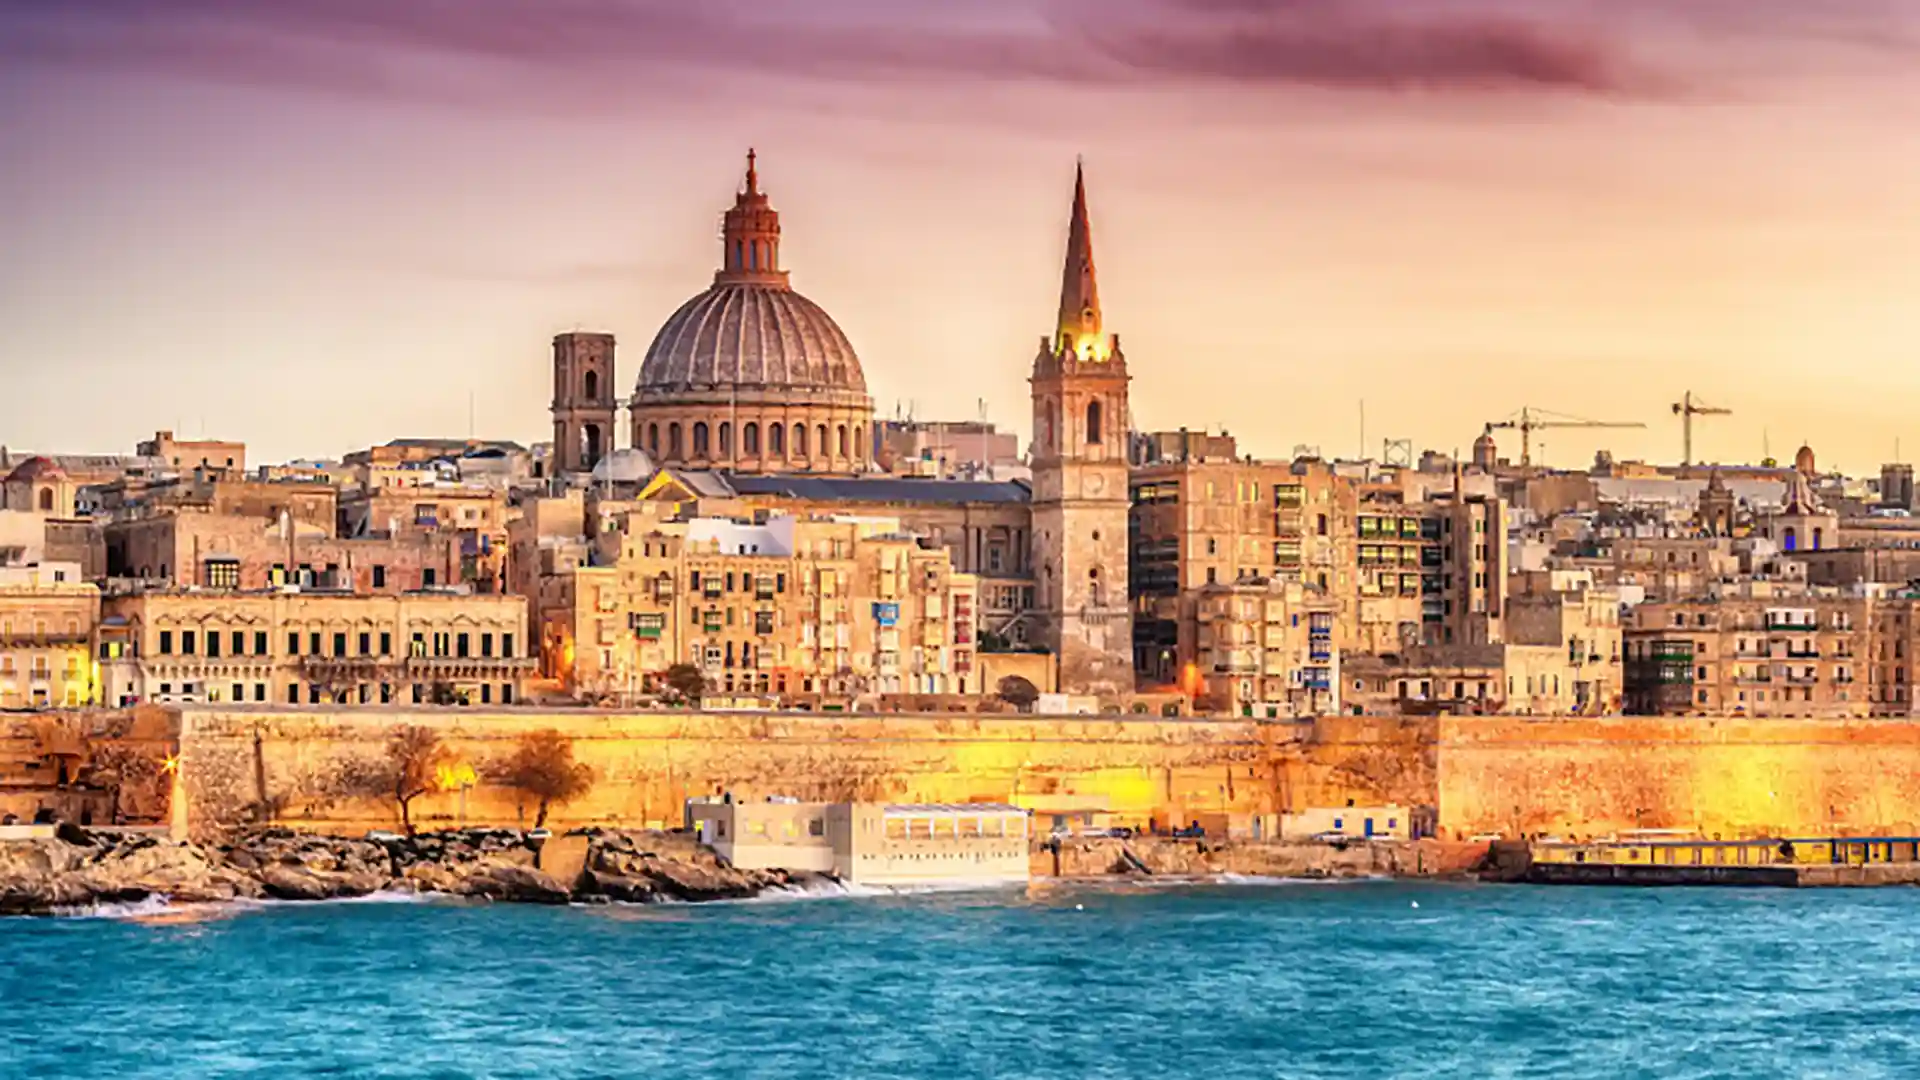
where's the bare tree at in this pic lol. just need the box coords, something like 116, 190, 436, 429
497, 730, 595, 828
661, 663, 707, 707
997, 675, 1040, 712
343, 725, 452, 834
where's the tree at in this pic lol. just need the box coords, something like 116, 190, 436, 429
661, 663, 707, 706
997, 675, 1041, 712
499, 730, 594, 829
427, 681, 462, 706
384, 725, 450, 834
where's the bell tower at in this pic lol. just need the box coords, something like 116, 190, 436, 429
552, 331, 617, 473
1029, 163, 1134, 696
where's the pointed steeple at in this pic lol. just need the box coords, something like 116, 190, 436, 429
1055, 160, 1107, 361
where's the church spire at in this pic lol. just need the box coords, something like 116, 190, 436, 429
1055, 160, 1107, 361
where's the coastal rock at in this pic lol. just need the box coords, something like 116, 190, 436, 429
458, 863, 571, 905
256, 864, 388, 901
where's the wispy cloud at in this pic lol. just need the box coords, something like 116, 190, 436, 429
0, 0, 1682, 105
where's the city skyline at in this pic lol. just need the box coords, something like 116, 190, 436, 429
5, 0, 1920, 471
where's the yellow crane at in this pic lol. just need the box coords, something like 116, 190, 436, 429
1484, 406, 1647, 468
1671, 391, 1731, 467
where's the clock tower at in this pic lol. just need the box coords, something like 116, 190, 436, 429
1029, 163, 1135, 696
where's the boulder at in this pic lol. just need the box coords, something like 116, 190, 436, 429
459, 863, 570, 905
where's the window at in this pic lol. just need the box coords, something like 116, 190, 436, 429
744, 422, 760, 455
719, 422, 732, 454
457, 633, 470, 659
159, 630, 173, 655
482, 633, 494, 658
583, 369, 599, 400
793, 423, 807, 457
206, 632, 220, 658
373, 565, 387, 589
204, 560, 240, 589
668, 422, 683, 457
423, 568, 437, 587
503, 634, 515, 657
1086, 400, 1103, 445
310, 632, 322, 655
769, 422, 785, 456
288, 632, 300, 655
647, 423, 660, 454
380, 632, 392, 655
333, 632, 347, 656
359, 632, 371, 656
287, 684, 300, 704
837, 424, 849, 458
253, 684, 266, 703
817, 424, 829, 458
502, 684, 514, 705
182, 631, 197, 656
231, 631, 245, 656
230, 682, 243, 702
693, 422, 710, 456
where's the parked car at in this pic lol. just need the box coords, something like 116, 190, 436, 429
1310, 830, 1352, 843
1171, 823, 1207, 839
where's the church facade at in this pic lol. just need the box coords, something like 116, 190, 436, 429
544, 153, 1135, 695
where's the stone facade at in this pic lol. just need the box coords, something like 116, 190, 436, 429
550, 332, 617, 474
0, 564, 99, 709
103, 590, 532, 708
540, 505, 979, 703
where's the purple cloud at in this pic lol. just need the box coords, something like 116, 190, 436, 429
8, 0, 1882, 105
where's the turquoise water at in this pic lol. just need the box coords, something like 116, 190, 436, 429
3, 882, 1918, 1078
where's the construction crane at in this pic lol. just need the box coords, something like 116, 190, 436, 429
1483, 406, 1647, 468
1671, 391, 1731, 467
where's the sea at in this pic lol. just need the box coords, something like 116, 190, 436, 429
2, 880, 1916, 1079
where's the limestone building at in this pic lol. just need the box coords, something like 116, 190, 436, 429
540, 504, 979, 704
102, 589, 531, 707
0, 563, 99, 709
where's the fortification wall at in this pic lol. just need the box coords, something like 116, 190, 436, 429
1435, 716, 1920, 839
171, 708, 1305, 836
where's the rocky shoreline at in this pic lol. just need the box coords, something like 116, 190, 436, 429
0, 826, 826, 916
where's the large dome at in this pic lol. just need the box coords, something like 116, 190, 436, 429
636, 282, 868, 407
626, 152, 876, 475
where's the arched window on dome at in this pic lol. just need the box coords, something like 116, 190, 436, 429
719, 422, 733, 456
693, 422, 710, 458
733, 240, 745, 271
816, 424, 829, 459
647, 424, 660, 456
837, 425, 848, 459
1086, 399, 1104, 446
793, 424, 808, 458
582, 369, 598, 402
855, 425, 864, 460
668, 423, 683, 459
37, 488, 52, 512
744, 423, 760, 455
770, 423, 786, 457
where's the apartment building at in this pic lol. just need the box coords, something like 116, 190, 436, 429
1189, 577, 1339, 718
1624, 587, 1867, 718
0, 563, 99, 709
542, 507, 979, 703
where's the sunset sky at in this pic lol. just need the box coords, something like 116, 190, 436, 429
4, 0, 1920, 472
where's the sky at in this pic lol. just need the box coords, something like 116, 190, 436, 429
4, 0, 1920, 473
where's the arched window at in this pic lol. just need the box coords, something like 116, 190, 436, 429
744, 422, 760, 455
854, 425, 864, 459
37, 488, 52, 512
668, 422, 683, 458
582, 369, 598, 402
1813, 527, 1824, 551
647, 423, 660, 455
1086, 399, 1103, 445
719, 422, 732, 455
770, 423, 786, 456
1783, 526, 1798, 552
816, 424, 829, 459
693, 422, 710, 457
793, 423, 808, 457
734, 240, 745, 269
837, 424, 848, 458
